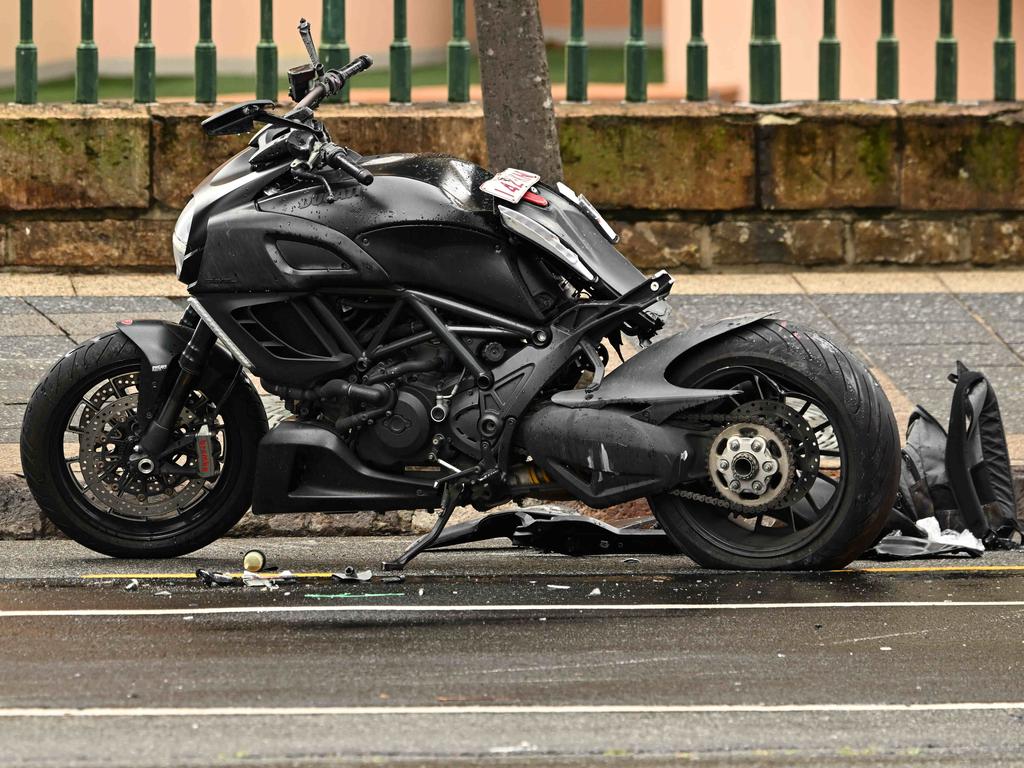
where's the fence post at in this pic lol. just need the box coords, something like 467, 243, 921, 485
195, 0, 217, 103
448, 0, 470, 102
687, 0, 708, 101
566, 0, 588, 103
750, 0, 781, 104
995, 0, 1016, 101
625, 0, 647, 102
322, 0, 350, 103
391, 0, 412, 103
935, 0, 957, 102
134, 0, 156, 103
877, 0, 899, 100
256, 0, 277, 100
76, 0, 98, 104
818, 0, 840, 100
15, 0, 38, 104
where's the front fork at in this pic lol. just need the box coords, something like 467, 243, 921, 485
137, 321, 216, 459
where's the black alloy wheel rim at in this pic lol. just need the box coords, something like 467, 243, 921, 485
674, 364, 848, 559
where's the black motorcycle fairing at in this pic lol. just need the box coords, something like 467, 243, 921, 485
550, 313, 774, 415
179, 146, 291, 284
114, 320, 245, 419
194, 206, 389, 292
252, 420, 442, 513
509, 184, 648, 298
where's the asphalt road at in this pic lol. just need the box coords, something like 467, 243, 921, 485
3, 537, 1024, 767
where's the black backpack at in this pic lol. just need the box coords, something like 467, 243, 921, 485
886, 362, 1022, 551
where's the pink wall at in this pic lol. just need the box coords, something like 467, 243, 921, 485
664, 0, 1024, 102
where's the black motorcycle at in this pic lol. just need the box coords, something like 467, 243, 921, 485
21, 21, 899, 570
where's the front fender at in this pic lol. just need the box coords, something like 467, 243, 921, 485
551, 312, 774, 415
115, 320, 244, 418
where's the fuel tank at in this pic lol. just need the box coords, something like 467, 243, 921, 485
193, 152, 564, 323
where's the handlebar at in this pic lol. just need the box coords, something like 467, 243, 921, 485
286, 55, 374, 116
323, 145, 374, 186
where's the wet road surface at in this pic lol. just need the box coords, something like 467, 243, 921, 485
2, 537, 1024, 766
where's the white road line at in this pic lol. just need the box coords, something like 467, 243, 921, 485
3, 600, 1024, 618
2, 702, 1024, 718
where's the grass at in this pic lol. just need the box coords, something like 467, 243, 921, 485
0, 45, 663, 103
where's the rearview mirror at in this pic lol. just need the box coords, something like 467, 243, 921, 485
201, 100, 276, 137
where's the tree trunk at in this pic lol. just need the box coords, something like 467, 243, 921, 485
474, 0, 563, 184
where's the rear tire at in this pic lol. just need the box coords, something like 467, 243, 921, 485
20, 331, 267, 558
649, 319, 899, 570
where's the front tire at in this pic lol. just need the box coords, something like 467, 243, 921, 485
21, 331, 267, 558
649, 319, 899, 570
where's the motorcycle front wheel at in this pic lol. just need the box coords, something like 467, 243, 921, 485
649, 319, 900, 570
20, 330, 267, 558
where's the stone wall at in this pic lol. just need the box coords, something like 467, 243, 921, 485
3, 101, 1024, 270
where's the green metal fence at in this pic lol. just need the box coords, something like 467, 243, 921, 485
9, 0, 1022, 106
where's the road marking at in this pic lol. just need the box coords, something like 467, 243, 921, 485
2, 701, 1024, 718
5, 600, 1024, 618
81, 572, 336, 579
841, 565, 1024, 573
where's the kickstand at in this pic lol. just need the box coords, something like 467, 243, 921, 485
382, 483, 463, 571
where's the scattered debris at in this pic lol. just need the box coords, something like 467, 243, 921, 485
546, 584, 570, 590
183, 616, 194, 621
381, 575, 405, 583
243, 549, 267, 573
873, 517, 984, 559
623, 558, 641, 565
242, 569, 295, 590
587, 588, 602, 597
196, 569, 236, 587
154, 590, 171, 597
332, 566, 372, 582
880, 646, 893, 652
124, 579, 139, 592
418, 588, 425, 597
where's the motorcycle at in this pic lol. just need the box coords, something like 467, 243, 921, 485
20, 20, 900, 570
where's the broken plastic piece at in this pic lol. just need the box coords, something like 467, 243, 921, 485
154, 590, 171, 597
872, 516, 984, 559
196, 568, 236, 587
124, 579, 139, 592
332, 567, 372, 582
241, 569, 295, 589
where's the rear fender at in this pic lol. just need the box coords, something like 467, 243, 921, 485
115, 320, 243, 419
551, 312, 773, 420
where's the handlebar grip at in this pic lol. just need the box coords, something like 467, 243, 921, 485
335, 54, 374, 83
325, 147, 374, 186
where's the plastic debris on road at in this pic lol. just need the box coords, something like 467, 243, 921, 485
196, 569, 236, 587
242, 569, 296, 590
546, 584, 570, 590
873, 517, 985, 559
332, 567, 372, 582
588, 587, 602, 597
124, 579, 139, 592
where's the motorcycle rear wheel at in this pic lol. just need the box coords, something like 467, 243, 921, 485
649, 319, 899, 570
20, 331, 267, 558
